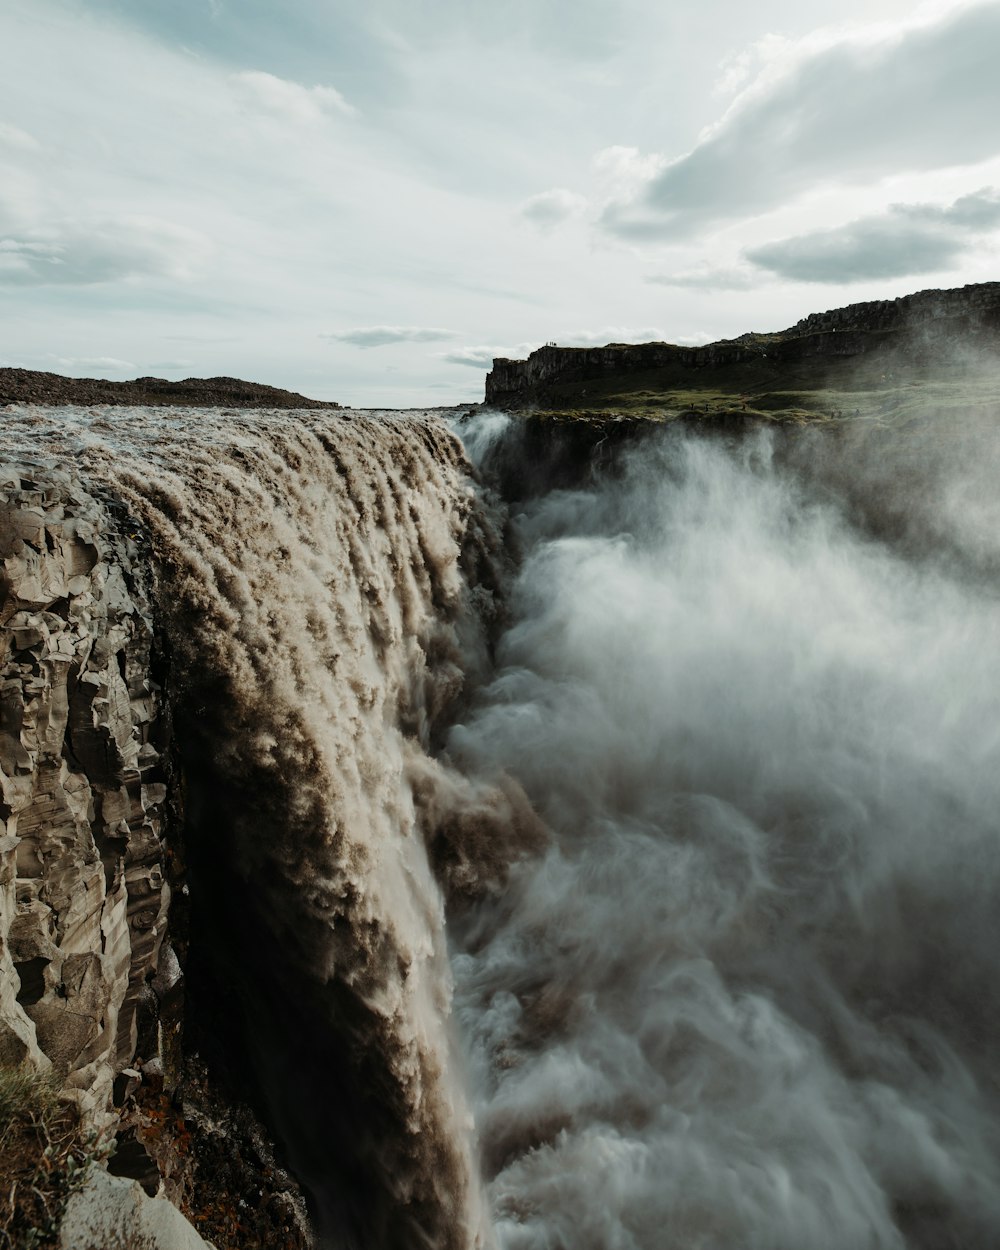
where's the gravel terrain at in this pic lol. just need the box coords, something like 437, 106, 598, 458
0, 368, 340, 409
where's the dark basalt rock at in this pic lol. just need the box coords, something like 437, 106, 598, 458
485, 282, 1000, 408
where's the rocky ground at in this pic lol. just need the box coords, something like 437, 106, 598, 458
0, 369, 339, 410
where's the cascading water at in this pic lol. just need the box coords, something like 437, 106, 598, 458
1, 404, 498, 1249
5, 402, 1000, 1250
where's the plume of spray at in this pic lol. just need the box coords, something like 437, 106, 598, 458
447, 417, 1000, 1250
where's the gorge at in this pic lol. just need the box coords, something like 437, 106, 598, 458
2, 283, 1000, 1250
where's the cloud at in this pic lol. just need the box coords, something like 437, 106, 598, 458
557, 326, 668, 345
519, 189, 587, 229
592, 145, 666, 203
0, 216, 212, 286
442, 327, 669, 369
898, 185, 1000, 230
232, 70, 355, 122
712, 35, 791, 98
673, 331, 716, 346
53, 355, 134, 373
601, 3, 1000, 240
747, 223, 962, 283
746, 187, 1000, 283
647, 266, 762, 291
441, 346, 502, 369
0, 121, 39, 151
323, 326, 459, 348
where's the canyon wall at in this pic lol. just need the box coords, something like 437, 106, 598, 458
0, 460, 312, 1248
0, 466, 170, 1120
484, 281, 1000, 406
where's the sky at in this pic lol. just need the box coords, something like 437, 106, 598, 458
2, 0, 999, 407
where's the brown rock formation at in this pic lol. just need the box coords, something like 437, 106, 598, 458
0, 461, 314, 1248
0, 466, 169, 1123
0, 370, 340, 409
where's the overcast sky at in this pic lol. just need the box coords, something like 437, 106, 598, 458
2, 0, 998, 406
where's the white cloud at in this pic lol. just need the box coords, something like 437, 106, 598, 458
673, 331, 716, 346
232, 70, 356, 123
323, 326, 459, 348
712, 35, 792, 98
441, 340, 547, 367
648, 266, 764, 291
746, 187, 1000, 282
441, 346, 504, 369
600, 2, 1000, 240
53, 355, 134, 373
592, 146, 666, 202
519, 189, 587, 229
4, 0, 997, 405
0, 216, 213, 286
748, 223, 963, 283
0, 121, 40, 151
442, 327, 670, 369
557, 326, 669, 345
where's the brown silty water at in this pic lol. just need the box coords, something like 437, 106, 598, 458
0, 404, 498, 1250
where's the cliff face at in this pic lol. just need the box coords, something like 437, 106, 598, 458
0, 467, 170, 1121
0, 460, 312, 1249
484, 282, 1000, 407
786, 280, 1000, 336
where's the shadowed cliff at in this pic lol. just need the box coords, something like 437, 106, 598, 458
485, 282, 1000, 425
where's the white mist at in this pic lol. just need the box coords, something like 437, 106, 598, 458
449, 428, 1000, 1250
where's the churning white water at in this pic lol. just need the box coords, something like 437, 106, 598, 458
448, 423, 1000, 1250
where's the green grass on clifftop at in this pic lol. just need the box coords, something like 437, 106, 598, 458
521, 356, 1000, 430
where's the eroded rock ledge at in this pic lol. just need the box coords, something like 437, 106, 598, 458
0, 463, 311, 1248
0, 464, 169, 1117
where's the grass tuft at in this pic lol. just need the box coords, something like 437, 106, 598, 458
0, 1066, 112, 1250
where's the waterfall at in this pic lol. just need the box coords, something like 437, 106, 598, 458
6, 401, 1000, 1250
1, 404, 495, 1249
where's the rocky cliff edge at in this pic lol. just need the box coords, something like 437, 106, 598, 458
484, 282, 1000, 409
0, 463, 311, 1248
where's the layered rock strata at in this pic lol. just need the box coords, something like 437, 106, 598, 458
485, 281, 1000, 406
0, 466, 171, 1124
0, 405, 503, 1250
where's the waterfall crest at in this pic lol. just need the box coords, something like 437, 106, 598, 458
2, 404, 494, 1249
